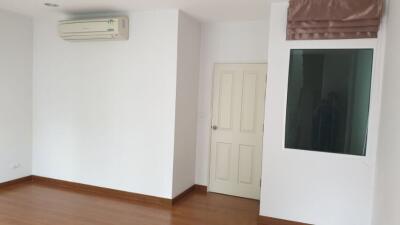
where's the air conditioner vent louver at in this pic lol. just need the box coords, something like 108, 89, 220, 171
59, 17, 129, 41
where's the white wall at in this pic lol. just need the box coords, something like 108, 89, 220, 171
195, 20, 269, 185
0, 10, 33, 183
172, 12, 201, 197
260, 3, 385, 225
373, 0, 400, 224
33, 10, 179, 198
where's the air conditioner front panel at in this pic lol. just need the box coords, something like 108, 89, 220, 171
59, 17, 129, 41
60, 20, 117, 34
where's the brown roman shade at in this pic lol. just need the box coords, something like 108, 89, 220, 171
287, 0, 384, 40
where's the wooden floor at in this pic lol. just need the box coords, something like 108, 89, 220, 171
0, 181, 259, 225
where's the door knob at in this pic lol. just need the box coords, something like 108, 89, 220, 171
212, 125, 218, 130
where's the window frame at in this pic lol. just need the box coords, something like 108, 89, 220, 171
280, 38, 382, 160
283, 48, 374, 156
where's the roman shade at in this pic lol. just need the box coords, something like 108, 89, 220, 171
287, 0, 384, 40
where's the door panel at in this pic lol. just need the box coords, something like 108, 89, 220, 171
241, 73, 258, 132
209, 64, 267, 200
218, 73, 234, 130
238, 144, 254, 184
216, 142, 232, 181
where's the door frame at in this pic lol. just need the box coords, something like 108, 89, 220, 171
206, 62, 268, 197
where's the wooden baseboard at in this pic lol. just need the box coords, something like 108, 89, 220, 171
172, 184, 208, 204
194, 184, 207, 193
258, 215, 311, 225
172, 185, 196, 204
0, 176, 33, 188
2, 176, 207, 207
31, 176, 172, 208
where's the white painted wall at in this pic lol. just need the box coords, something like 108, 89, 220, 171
195, 21, 269, 185
32, 10, 179, 198
172, 12, 201, 197
260, 3, 385, 225
373, 0, 400, 224
0, 10, 33, 183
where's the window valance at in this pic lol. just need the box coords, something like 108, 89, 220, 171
287, 0, 384, 40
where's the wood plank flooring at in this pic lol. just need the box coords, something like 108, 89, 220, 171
0, 181, 259, 225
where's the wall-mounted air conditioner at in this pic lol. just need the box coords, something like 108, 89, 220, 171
59, 17, 129, 41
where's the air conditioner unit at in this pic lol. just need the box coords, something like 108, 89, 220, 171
59, 17, 129, 41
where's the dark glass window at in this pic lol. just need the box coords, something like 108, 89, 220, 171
285, 49, 373, 156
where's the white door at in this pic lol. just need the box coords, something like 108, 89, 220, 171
209, 63, 267, 200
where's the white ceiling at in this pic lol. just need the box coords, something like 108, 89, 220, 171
0, 0, 270, 22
